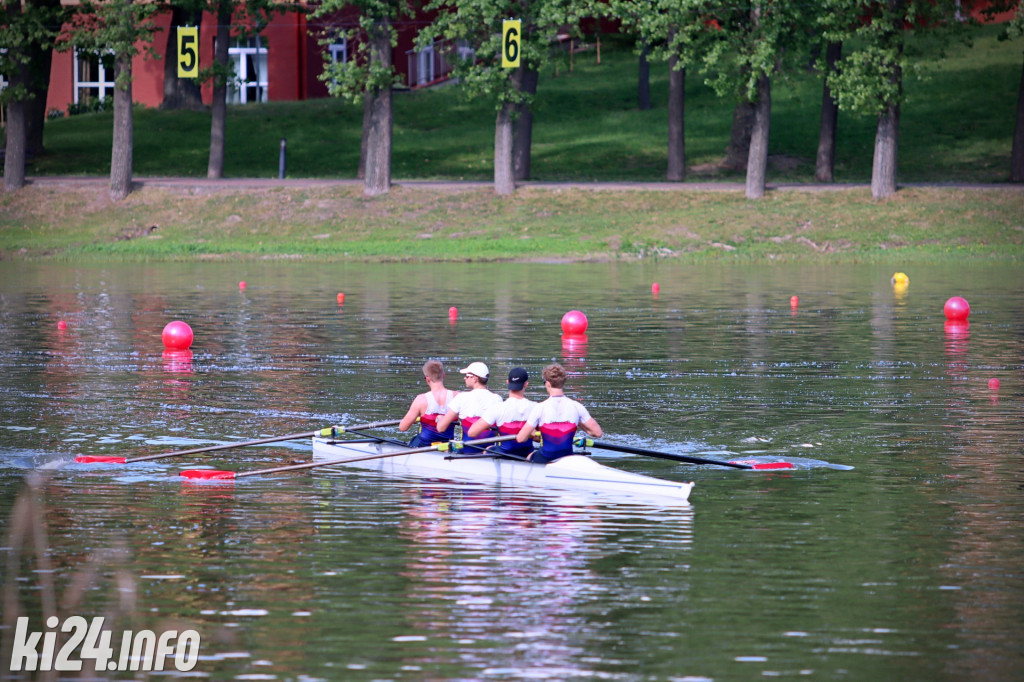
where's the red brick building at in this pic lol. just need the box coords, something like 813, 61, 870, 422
40, 4, 455, 115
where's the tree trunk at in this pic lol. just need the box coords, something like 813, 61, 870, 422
4, 98, 27, 192
495, 100, 516, 195
3, 18, 29, 193
110, 53, 134, 201
363, 18, 392, 196
815, 41, 841, 183
725, 101, 756, 170
513, 68, 538, 181
872, 0, 903, 199
207, 2, 231, 178
1011, 52, 1024, 183
745, 73, 771, 199
26, 40, 55, 156
667, 57, 685, 181
358, 91, 371, 180
638, 42, 651, 111
871, 101, 900, 199
162, 5, 205, 111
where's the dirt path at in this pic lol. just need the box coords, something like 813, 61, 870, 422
25, 176, 1022, 193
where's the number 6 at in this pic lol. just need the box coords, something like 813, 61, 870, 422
502, 19, 520, 68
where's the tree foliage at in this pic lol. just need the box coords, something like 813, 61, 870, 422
313, 0, 413, 102
0, 0, 65, 105
420, 0, 594, 110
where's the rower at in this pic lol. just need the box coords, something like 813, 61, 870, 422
399, 360, 458, 447
436, 361, 502, 452
516, 363, 602, 463
467, 367, 536, 459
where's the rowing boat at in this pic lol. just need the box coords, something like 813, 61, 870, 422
311, 437, 694, 503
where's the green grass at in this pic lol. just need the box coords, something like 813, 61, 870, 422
22, 26, 1023, 183
2, 183, 1021, 263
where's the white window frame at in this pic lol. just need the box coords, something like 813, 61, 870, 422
73, 48, 116, 104
0, 48, 8, 94
228, 36, 268, 104
329, 38, 347, 65
416, 43, 435, 86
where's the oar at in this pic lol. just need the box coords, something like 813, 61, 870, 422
74, 419, 404, 464
179, 434, 517, 480
577, 439, 794, 470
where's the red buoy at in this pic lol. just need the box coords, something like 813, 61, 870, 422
944, 296, 970, 321
162, 321, 194, 350
790, 296, 799, 308
561, 310, 588, 335
651, 282, 660, 294
448, 306, 458, 320
337, 292, 345, 304
238, 281, 247, 290
57, 320, 67, 330
988, 378, 1000, 390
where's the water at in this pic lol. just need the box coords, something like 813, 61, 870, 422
0, 262, 1021, 680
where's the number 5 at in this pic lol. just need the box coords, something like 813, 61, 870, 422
178, 27, 198, 78
502, 19, 520, 69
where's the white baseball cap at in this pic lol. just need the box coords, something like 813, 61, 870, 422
459, 361, 490, 379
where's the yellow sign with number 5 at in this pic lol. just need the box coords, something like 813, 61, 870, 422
177, 26, 199, 78
501, 19, 521, 68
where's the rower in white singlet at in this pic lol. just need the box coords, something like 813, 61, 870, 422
400, 360, 457, 447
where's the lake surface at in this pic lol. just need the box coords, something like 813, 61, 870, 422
1, 261, 1021, 681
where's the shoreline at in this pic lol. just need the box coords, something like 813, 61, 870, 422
3, 179, 1022, 263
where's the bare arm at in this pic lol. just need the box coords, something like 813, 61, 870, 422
467, 418, 493, 438
398, 395, 426, 432
579, 417, 602, 438
435, 408, 458, 433
516, 421, 535, 443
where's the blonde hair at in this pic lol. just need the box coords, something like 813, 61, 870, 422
423, 360, 444, 382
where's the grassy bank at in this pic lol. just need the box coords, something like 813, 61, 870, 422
2, 182, 1021, 263
20, 26, 1024, 184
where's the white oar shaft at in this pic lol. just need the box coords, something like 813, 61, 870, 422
234, 435, 515, 478
127, 419, 401, 463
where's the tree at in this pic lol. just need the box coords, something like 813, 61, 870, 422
206, 0, 232, 178
1, 0, 64, 191
206, 0, 284, 179
697, 0, 807, 198
989, 1, 1024, 181
421, 0, 592, 195
62, 0, 157, 200
609, 1, 703, 182
161, 0, 205, 111
814, 41, 842, 182
824, 0, 969, 198
313, 0, 411, 196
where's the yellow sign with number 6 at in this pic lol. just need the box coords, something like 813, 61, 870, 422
177, 26, 199, 78
501, 19, 521, 68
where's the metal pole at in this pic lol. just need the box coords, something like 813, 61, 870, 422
279, 138, 286, 179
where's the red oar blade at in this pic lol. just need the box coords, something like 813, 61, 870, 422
75, 455, 127, 464
729, 459, 795, 470
180, 469, 236, 480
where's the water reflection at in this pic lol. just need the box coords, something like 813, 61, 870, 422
393, 485, 695, 678
1, 261, 1022, 680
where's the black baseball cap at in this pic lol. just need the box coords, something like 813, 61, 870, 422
507, 367, 529, 390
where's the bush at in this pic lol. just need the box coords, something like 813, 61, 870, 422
67, 96, 112, 117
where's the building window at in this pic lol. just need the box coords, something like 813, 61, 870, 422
0, 48, 8, 94
328, 38, 347, 65
406, 39, 473, 88
228, 36, 268, 104
74, 49, 116, 105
